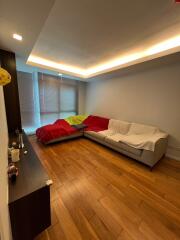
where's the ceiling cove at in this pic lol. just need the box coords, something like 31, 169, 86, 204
27, 35, 180, 79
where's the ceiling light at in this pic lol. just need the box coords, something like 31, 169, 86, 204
27, 35, 180, 78
13, 33, 23, 41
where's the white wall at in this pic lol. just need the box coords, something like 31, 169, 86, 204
86, 54, 180, 160
0, 87, 11, 240
78, 81, 87, 115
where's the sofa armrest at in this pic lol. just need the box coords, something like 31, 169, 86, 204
141, 137, 168, 167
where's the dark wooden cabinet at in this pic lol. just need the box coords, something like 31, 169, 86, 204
9, 133, 51, 240
0, 49, 22, 132
1, 49, 51, 239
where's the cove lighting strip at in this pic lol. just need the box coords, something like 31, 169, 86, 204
27, 35, 180, 78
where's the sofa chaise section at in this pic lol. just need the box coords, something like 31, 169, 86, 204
36, 119, 83, 144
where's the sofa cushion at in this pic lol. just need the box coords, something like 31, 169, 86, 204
65, 115, 88, 125
108, 131, 168, 151
128, 123, 157, 135
85, 131, 106, 140
108, 119, 131, 134
98, 129, 115, 137
36, 119, 78, 143
105, 137, 142, 156
83, 115, 109, 132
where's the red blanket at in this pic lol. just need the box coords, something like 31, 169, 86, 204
36, 119, 77, 143
83, 115, 109, 132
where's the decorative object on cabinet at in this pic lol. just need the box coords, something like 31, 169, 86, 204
0, 67, 11, 86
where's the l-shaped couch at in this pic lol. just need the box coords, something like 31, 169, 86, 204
36, 115, 168, 168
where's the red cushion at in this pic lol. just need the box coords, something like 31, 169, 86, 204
36, 119, 77, 143
83, 115, 109, 132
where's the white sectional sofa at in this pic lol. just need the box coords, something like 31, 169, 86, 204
84, 119, 168, 168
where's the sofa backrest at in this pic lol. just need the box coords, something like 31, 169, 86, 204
108, 119, 131, 134
83, 115, 109, 129
128, 123, 158, 135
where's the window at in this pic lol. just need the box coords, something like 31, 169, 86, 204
38, 73, 78, 125
59, 82, 77, 118
17, 71, 78, 134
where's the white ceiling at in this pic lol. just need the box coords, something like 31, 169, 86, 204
1, 0, 180, 80
0, 0, 55, 58
31, 0, 180, 68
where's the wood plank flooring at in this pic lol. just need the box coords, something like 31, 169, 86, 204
29, 136, 180, 240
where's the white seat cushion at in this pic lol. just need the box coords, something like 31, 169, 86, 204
85, 131, 106, 140
108, 131, 167, 151
107, 133, 127, 142
105, 137, 142, 156
98, 129, 115, 137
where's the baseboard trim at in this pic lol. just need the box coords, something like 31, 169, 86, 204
166, 145, 180, 161
165, 153, 180, 161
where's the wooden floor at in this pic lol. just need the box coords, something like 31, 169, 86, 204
29, 136, 180, 240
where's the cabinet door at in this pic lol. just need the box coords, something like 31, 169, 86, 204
9, 186, 51, 240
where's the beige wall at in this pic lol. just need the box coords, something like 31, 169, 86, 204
0, 87, 11, 240
86, 54, 180, 160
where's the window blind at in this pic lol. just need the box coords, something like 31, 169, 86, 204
17, 71, 78, 134
17, 71, 41, 134
38, 73, 78, 125
38, 73, 60, 125
60, 83, 77, 118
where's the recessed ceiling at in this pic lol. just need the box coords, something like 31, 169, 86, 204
1, 0, 180, 80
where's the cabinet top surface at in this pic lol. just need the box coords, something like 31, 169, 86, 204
9, 133, 49, 204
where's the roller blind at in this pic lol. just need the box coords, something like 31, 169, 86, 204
17, 71, 40, 134
38, 73, 78, 125
17, 71, 78, 134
